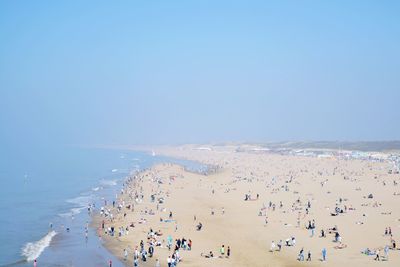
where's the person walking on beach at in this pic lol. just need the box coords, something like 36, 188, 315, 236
134, 247, 139, 259
141, 249, 147, 261
374, 249, 380, 261
384, 245, 389, 260
227, 246, 231, 258
124, 248, 128, 261
277, 240, 282, 251
307, 250, 311, 261
298, 248, 304, 261
322, 248, 327, 261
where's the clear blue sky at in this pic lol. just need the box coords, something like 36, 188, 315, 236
0, 1, 399, 148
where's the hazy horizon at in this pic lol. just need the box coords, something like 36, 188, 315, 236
1, 1, 399, 151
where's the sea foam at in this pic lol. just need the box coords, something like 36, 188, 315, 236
58, 206, 86, 218
66, 195, 93, 206
59, 195, 93, 217
21, 230, 57, 262
100, 179, 118, 186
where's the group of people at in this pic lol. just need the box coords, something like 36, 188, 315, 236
297, 248, 327, 262
201, 244, 231, 259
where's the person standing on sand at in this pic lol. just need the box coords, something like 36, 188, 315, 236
155, 258, 160, 267
270, 241, 276, 252
167, 235, 173, 250
148, 244, 154, 257
188, 239, 192, 250
227, 246, 231, 258
220, 245, 225, 256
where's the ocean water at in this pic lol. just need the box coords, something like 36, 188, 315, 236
0, 146, 206, 267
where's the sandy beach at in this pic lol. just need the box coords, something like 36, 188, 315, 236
94, 145, 400, 266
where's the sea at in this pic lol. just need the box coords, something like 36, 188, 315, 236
0, 146, 207, 267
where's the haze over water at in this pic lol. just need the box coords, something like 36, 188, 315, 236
1, 1, 399, 150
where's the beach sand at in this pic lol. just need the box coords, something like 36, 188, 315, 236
94, 145, 400, 266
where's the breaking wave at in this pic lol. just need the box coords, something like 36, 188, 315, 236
21, 231, 57, 262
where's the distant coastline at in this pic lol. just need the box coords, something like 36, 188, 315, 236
93, 140, 400, 153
